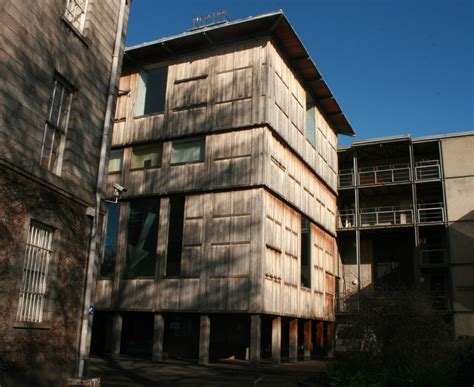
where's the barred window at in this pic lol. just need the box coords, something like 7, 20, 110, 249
17, 222, 53, 323
41, 77, 72, 175
65, 0, 89, 32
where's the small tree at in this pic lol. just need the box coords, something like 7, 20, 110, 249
334, 286, 454, 386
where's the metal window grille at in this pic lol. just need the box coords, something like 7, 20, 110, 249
41, 78, 72, 174
65, 0, 88, 32
17, 222, 53, 323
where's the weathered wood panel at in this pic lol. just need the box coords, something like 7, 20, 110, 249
263, 192, 338, 320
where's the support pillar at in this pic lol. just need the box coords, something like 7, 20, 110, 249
289, 318, 298, 362
326, 322, 335, 358
304, 320, 312, 360
152, 313, 165, 362
250, 314, 261, 364
315, 321, 324, 356
199, 315, 210, 365
271, 316, 281, 363
110, 313, 122, 359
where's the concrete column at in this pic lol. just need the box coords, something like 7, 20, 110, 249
152, 313, 165, 362
271, 316, 281, 363
199, 315, 211, 365
250, 314, 261, 364
315, 321, 324, 355
326, 322, 335, 358
111, 313, 122, 359
289, 318, 298, 363
304, 320, 312, 360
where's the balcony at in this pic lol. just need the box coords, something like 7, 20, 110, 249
417, 202, 445, 223
420, 248, 447, 266
415, 160, 441, 180
358, 163, 411, 186
337, 210, 355, 229
339, 169, 354, 188
359, 205, 413, 227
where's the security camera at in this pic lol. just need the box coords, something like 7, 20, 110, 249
113, 183, 127, 193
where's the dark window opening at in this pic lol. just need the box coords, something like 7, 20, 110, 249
136, 66, 168, 116
301, 216, 311, 288
306, 93, 316, 146
166, 195, 185, 276
100, 203, 121, 277
123, 199, 159, 278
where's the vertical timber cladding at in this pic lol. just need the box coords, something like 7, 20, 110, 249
111, 39, 266, 146
264, 41, 339, 192
263, 191, 337, 320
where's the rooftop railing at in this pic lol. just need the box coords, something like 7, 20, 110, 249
415, 160, 441, 180
417, 202, 445, 223
359, 205, 413, 227
358, 163, 411, 186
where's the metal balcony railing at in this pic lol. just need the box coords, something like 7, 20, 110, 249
337, 210, 355, 229
339, 169, 354, 188
358, 163, 411, 186
415, 160, 441, 180
417, 202, 445, 223
360, 205, 413, 227
420, 249, 447, 265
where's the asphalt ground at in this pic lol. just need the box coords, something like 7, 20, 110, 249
87, 356, 328, 386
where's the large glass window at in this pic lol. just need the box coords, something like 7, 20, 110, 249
306, 93, 316, 146
301, 216, 311, 288
130, 143, 162, 170
135, 67, 168, 116
170, 138, 205, 165
166, 196, 185, 276
108, 149, 123, 173
100, 203, 121, 277
124, 199, 160, 278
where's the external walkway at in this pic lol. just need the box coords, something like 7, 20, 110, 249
87, 356, 329, 386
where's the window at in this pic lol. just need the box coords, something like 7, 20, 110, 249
170, 138, 205, 165
301, 217, 311, 288
135, 67, 168, 116
65, 0, 89, 32
41, 77, 73, 175
131, 143, 162, 170
124, 199, 160, 278
306, 93, 316, 146
108, 149, 123, 173
17, 221, 53, 323
166, 196, 185, 276
100, 203, 121, 277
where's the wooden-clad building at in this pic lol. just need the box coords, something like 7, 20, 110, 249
92, 11, 354, 363
0, 0, 129, 383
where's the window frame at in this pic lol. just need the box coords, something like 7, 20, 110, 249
130, 142, 163, 171
170, 137, 206, 166
99, 203, 121, 278
64, 0, 89, 34
40, 76, 74, 175
108, 148, 124, 174
16, 221, 54, 324
134, 65, 168, 118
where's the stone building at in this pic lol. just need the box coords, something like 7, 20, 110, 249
91, 11, 354, 363
0, 0, 129, 383
336, 132, 474, 337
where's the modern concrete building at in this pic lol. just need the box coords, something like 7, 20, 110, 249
91, 11, 354, 364
336, 132, 474, 337
0, 0, 129, 383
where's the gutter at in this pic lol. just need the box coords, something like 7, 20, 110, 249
76, 0, 128, 377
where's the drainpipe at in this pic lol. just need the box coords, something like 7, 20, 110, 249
77, 0, 127, 377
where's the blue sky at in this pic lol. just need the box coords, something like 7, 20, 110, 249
126, 0, 473, 145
